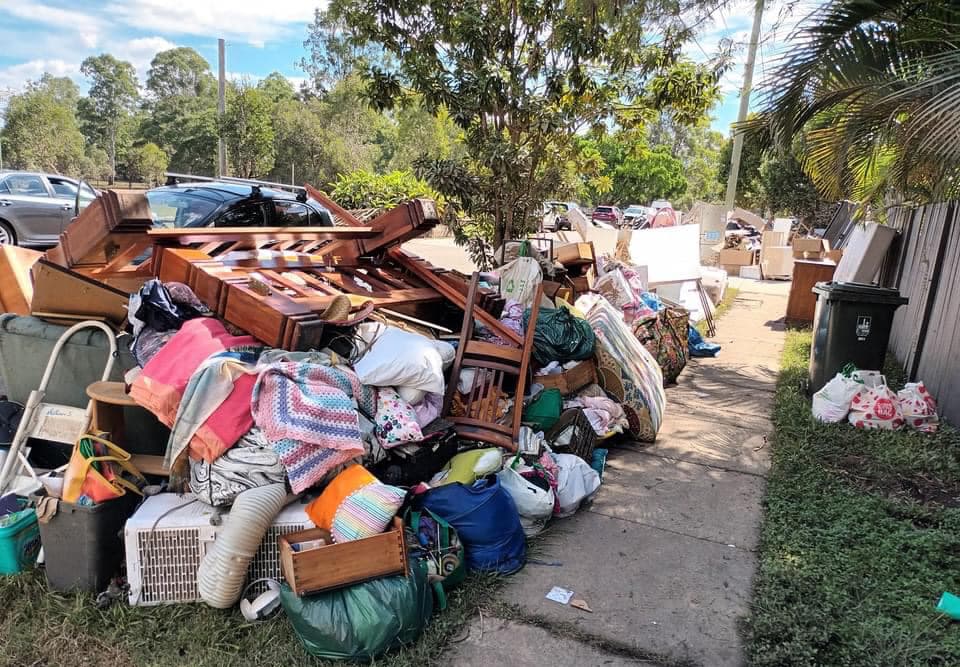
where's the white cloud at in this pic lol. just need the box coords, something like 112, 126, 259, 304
103, 0, 323, 47
0, 2, 102, 33
0, 59, 81, 93
113, 36, 179, 81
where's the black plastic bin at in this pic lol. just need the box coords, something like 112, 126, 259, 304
809, 281, 908, 393
37, 492, 140, 592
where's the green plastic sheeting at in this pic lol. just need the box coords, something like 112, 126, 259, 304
280, 559, 433, 662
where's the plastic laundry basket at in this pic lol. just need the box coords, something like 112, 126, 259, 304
0, 506, 40, 574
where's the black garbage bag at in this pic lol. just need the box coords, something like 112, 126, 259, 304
133, 279, 209, 332
523, 306, 596, 366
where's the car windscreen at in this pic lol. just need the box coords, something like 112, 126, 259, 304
595, 206, 614, 213
146, 190, 219, 228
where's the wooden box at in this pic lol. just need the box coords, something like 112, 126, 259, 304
536, 358, 599, 395
556, 242, 595, 266
569, 275, 591, 296
279, 517, 408, 596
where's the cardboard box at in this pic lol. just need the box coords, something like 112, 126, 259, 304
739, 265, 763, 280
719, 249, 755, 266
792, 237, 831, 260
761, 231, 790, 249
556, 242, 595, 265
825, 249, 843, 264
761, 246, 795, 279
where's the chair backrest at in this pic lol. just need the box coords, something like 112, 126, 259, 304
443, 272, 543, 451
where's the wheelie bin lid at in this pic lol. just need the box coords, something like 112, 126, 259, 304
812, 281, 908, 305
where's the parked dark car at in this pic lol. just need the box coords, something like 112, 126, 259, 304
0, 171, 97, 246
145, 179, 334, 229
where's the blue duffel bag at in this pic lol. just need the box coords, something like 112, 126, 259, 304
421, 475, 527, 574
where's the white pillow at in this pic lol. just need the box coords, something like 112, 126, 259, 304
397, 386, 426, 404
354, 323, 447, 394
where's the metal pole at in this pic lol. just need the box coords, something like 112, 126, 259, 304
217, 38, 227, 178
291, 162, 295, 186
725, 0, 765, 211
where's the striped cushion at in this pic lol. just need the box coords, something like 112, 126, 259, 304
331, 482, 406, 543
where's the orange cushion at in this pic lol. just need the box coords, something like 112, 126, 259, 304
306, 464, 378, 530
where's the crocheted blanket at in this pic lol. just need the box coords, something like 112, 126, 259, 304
252, 362, 377, 493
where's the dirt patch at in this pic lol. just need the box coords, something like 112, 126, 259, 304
832, 455, 960, 509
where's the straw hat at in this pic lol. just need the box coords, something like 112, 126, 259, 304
318, 294, 352, 322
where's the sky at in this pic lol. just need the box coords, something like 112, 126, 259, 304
0, 0, 807, 136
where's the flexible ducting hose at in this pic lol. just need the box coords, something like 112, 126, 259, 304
197, 483, 289, 608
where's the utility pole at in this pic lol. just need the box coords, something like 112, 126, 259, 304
217, 38, 227, 178
725, 0, 765, 211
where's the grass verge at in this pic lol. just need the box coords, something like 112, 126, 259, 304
696, 286, 739, 337
743, 330, 960, 666
0, 558, 504, 666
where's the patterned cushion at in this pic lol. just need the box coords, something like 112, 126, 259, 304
305, 464, 377, 530
331, 482, 406, 543
374, 387, 424, 447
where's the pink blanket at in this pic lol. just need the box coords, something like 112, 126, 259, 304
130, 318, 256, 452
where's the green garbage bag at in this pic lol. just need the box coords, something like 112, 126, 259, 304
280, 559, 433, 661
524, 306, 596, 366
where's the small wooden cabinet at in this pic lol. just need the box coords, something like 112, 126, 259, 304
786, 260, 838, 324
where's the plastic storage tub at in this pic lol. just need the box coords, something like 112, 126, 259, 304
37, 492, 139, 592
0, 506, 40, 574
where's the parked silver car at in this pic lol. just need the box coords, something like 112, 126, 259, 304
0, 171, 97, 246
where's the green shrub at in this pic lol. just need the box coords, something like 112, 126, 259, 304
330, 169, 444, 211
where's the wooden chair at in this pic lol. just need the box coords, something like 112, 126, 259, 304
442, 273, 543, 451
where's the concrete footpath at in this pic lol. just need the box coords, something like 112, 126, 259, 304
447, 279, 790, 667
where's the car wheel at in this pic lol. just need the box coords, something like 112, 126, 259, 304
0, 220, 16, 246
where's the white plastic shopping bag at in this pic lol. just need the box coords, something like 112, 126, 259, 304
812, 373, 861, 423
498, 464, 555, 537
554, 453, 601, 518
497, 257, 543, 307
848, 374, 904, 430
897, 382, 939, 433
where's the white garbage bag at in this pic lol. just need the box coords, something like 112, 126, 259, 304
554, 453, 601, 518
811, 373, 861, 423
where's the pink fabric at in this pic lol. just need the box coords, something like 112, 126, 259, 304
191, 374, 258, 463
129, 318, 256, 428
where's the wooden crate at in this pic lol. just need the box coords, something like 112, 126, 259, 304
279, 516, 408, 596
536, 358, 599, 395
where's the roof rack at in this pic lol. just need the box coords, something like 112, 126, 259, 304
164, 173, 308, 201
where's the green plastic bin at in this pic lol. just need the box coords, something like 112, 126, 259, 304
0, 506, 40, 574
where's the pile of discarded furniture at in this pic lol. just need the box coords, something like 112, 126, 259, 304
0, 186, 688, 660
